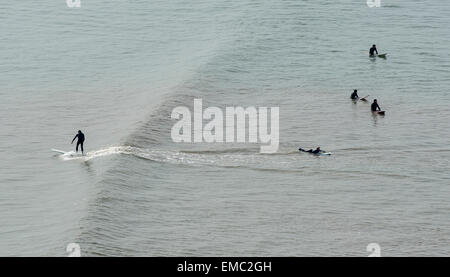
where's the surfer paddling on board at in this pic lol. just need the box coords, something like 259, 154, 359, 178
299, 147, 321, 154
369, 44, 378, 57
71, 130, 85, 155
350, 89, 359, 100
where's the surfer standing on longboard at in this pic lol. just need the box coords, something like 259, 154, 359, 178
71, 130, 85, 155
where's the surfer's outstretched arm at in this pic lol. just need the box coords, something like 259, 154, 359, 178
71, 135, 78, 144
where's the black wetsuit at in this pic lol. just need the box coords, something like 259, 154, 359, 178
370, 47, 378, 56
351, 91, 359, 100
299, 148, 321, 154
371, 102, 381, 111
72, 132, 85, 152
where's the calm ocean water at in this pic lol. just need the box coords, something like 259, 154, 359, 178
0, 0, 449, 256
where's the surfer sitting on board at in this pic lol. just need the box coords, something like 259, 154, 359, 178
350, 89, 359, 100
299, 147, 321, 154
371, 99, 381, 112
369, 44, 378, 56
71, 130, 85, 154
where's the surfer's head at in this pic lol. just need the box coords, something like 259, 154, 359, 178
354, 89, 357, 93
373, 44, 376, 48
374, 99, 377, 103
78, 130, 82, 133
317, 147, 321, 151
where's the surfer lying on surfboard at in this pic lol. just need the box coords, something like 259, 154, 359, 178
299, 147, 332, 156
71, 130, 85, 155
299, 147, 322, 154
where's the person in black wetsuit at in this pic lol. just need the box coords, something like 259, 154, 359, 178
371, 99, 381, 112
71, 130, 85, 154
299, 147, 321, 154
350, 89, 359, 100
370, 44, 378, 56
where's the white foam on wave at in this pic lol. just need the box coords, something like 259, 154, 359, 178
54, 145, 314, 172
55, 146, 134, 161
127, 147, 307, 172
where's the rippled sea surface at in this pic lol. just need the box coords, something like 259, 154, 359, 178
1, 0, 449, 256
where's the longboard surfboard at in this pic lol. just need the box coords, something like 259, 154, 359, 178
369, 53, 387, 59
51, 149, 85, 157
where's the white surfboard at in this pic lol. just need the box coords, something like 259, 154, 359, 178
51, 149, 67, 155
51, 149, 85, 157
